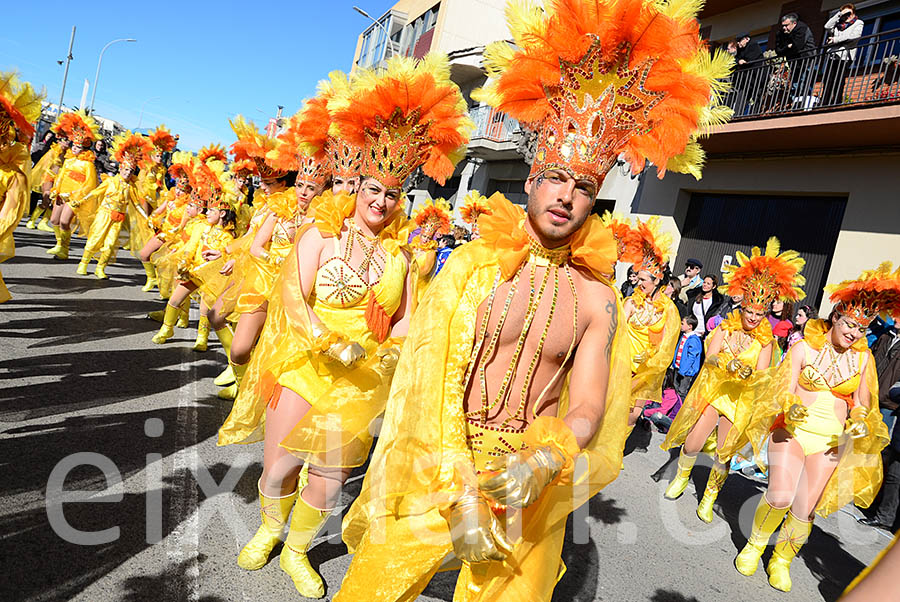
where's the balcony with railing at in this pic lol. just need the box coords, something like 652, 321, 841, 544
706, 28, 900, 156
466, 105, 521, 159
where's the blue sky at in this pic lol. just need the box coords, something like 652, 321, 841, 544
1, 1, 395, 151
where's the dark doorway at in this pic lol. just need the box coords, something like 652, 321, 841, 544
673, 193, 847, 309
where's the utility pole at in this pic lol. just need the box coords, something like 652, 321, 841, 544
58, 26, 76, 115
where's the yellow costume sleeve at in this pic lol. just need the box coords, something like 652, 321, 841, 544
631, 296, 681, 403
0, 144, 31, 263
29, 144, 57, 192
70, 177, 110, 236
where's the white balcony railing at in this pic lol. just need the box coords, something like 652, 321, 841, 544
469, 105, 519, 143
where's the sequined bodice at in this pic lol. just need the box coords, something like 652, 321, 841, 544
314, 257, 371, 308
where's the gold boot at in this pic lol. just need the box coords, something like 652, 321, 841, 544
26, 205, 42, 229
54, 229, 71, 260
214, 327, 236, 385
193, 316, 210, 351
767, 512, 812, 592
735, 496, 789, 577
664, 449, 697, 500
151, 304, 179, 344
37, 214, 55, 232
697, 462, 729, 523
218, 362, 247, 400
177, 299, 190, 328
141, 262, 158, 292
76, 260, 89, 275
280, 493, 330, 599
47, 225, 62, 254
238, 483, 297, 570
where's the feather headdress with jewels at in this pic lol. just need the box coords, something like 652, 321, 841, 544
111, 131, 153, 170
720, 237, 806, 313
413, 198, 452, 239
191, 159, 233, 210
0, 71, 43, 144
55, 110, 100, 147
600, 211, 632, 261
292, 71, 362, 181
330, 54, 473, 188
269, 109, 330, 187
473, 0, 734, 188
620, 215, 672, 279
230, 158, 257, 178
826, 263, 900, 327
229, 115, 287, 180
198, 143, 228, 165
148, 125, 177, 154
167, 150, 196, 182
460, 190, 492, 226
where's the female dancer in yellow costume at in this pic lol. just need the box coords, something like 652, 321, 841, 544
734, 264, 898, 592
663, 239, 806, 523
27, 126, 69, 232
0, 71, 42, 302
139, 151, 195, 294
149, 159, 236, 344
206, 113, 330, 399
217, 55, 470, 599
618, 216, 681, 429
133, 126, 178, 291
408, 197, 451, 305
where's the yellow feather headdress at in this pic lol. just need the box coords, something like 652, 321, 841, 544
460, 190, 492, 226
55, 110, 100, 147
0, 71, 43, 144
413, 198, 452, 239
229, 115, 287, 180
826, 263, 900, 327
721, 237, 806, 312
621, 215, 673, 279
111, 130, 153, 170
473, 0, 734, 188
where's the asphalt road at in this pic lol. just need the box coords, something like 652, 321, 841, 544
1, 222, 893, 602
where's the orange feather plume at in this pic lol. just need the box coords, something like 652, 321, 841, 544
198, 143, 228, 164
721, 238, 806, 312
827, 263, 900, 326
148, 125, 177, 152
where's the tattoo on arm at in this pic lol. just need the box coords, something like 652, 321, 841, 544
605, 299, 617, 361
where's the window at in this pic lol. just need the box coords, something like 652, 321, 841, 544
487, 179, 527, 204
400, 3, 440, 57
357, 14, 395, 69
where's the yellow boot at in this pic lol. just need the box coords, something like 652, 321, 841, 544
141, 262, 158, 292
94, 251, 111, 279
76, 260, 89, 275
735, 496, 789, 576
54, 229, 71, 260
37, 214, 55, 232
26, 205, 42, 229
280, 493, 330, 599
218, 362, 247, 400
767, 512, 812, 592
238, 483, 297, 570
664, 449, 697, 500
148, 309, 165, 322
193, 316, 210, 351
151, 304, 179, 344
213, 327, 236, 386
697, 461, 729, 523
177, 299, 190, 328
47, 225, 62, 254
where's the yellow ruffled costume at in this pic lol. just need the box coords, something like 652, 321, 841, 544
662, 310, 775, 458
76, 174, 141, 265
218, 192, 410, 470
30, 142, 65, 192
744, 319, 889, 518
335, 193, 633, 601
52, 149, 98, 233
0, 143, 31, 302
627, 288, 681, 405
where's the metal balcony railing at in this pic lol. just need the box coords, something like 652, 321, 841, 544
724, 28, 900, 120
469, 105, 520, 143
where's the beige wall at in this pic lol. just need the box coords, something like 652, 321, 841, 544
433, 0, 509, 54
626, 152, 900, 313
702, 0, 784, 41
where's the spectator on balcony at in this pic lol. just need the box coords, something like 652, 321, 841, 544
822, 4, 864, 106
777, 13, 817, 102
736, 34, 764, 68
728, 35, 764, 116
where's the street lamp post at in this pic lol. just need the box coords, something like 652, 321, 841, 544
137, 96, 160, 129
353, 6, 396, 62
89, 38, 137, 115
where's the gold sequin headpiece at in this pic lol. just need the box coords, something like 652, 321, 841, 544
270, 111, 330, 187
721, 237, 806, 312
473, 0, 734, 188
826, 262, 900, 327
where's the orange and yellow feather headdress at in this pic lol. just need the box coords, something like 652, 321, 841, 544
473, 0, 733, 188
292, 71, 362, 181
460, 190, 492, 226
148, 125, 177, 154
620, 215, 672, 279
413, 198, 452, 239
0, 71, 43, 145
55, 110, 100, 147
111, 130, 153, 170
600, 211, 632, 261
270, 109, 330, 187
191, 159, 233, 210
198, 143, 228, 165
168, 150, 196, 182
229, 115, 286, 180
331, 54, 473, 188
721, 238, 806, 312
229, 158, 257, 178
826, 263, 900, 327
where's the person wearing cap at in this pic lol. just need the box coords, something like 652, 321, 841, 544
678, 257, 703, 303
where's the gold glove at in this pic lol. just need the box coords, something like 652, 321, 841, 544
738, 363, 753, 380
478, 446, 567, 509
310, 323, 366, 368
632, 350, 649, 365
377, 346, 401, 374
706, 354, 720, 368
845, 406, 869, 440
726, 359, 744, 375
447, 489, 512, 564
785, 403, 809, 426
